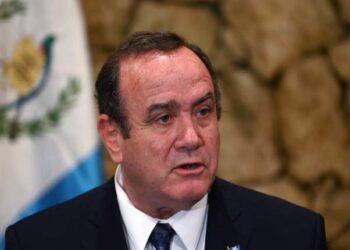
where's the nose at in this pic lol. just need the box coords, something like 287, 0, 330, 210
174, 116, 203, 152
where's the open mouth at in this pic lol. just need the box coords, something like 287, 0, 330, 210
175, 163, 205, 175
179, 163, 200, 169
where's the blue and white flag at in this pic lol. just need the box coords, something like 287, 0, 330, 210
227, 245, 241, 250
0, 0, 103, 248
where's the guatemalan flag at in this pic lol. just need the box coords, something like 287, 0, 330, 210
0, 0, 103, 248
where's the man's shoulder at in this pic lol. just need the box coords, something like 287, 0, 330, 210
207, 178, 326, 249
212, 177, 321, 222
5, 179, 129, 250
7, 179, 115, 235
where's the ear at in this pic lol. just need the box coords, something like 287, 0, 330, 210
97, 114, 124, 163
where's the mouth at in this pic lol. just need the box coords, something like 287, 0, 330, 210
174, 162, 205, 175
180, 163, 200, 169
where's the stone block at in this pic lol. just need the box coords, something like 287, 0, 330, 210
330, 38, 350, 82
311, 178, 340, 238
129, 2, 219, 56
340, 0, 350, 23
330, 228, 350, 250
81, 0, 134, 47
277, 56, 349, 182
218, 68, 280, 183
323, 189, 350, 241
332, 39, 350, 129
312, 178, 337, 215
222, 0, 342, 78
222, 28, 249, 64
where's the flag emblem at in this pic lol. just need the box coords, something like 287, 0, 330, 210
227, 245, 241, 250
0, 35, 82, 140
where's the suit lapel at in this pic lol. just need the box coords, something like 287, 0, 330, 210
205, 178, 251, 250
78, 178, 252, 250
80, 179, 128, 250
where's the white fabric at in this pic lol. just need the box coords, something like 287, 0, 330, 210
115, 166, 208, 250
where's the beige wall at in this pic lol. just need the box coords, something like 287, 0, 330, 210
81, 0, 350, 249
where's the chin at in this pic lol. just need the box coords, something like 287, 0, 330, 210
173, 179, 211, 204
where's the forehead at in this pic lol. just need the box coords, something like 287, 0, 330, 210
119, 47, 213, 104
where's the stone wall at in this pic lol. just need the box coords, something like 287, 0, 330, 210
81, 0, 350, 249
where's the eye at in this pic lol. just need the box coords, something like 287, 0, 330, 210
157, 114, 172, 124
197, 107, 212, 118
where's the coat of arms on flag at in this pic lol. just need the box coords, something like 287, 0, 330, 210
1, 34, 82, 140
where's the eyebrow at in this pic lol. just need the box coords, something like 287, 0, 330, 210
191, 92, 214, 109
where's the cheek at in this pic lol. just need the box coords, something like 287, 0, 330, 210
148, 135, 174, 159
205, 124, 220, 146
122, 134, 148, 160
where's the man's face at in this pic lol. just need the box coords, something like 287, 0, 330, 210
117, 47, 220, 215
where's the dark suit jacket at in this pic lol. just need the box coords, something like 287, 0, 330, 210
5, 178, 326, 250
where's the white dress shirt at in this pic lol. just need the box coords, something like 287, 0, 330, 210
114, 166, 208, 250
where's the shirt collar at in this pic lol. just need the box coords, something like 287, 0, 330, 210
161, 193, 208, 250
114, 165, 208, 250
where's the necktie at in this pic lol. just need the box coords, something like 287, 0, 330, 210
149, 223, 175, 250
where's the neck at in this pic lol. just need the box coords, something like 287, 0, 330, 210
117, 166, 197, 219
124, 187, 194, 219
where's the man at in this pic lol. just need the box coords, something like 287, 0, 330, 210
5, 32, 326, 250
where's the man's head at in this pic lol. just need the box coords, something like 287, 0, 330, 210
96, 32, 221, 218
95, 32, 221, 138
